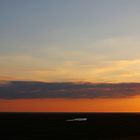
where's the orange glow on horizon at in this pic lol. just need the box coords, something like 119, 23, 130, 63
0, 96, 140, 112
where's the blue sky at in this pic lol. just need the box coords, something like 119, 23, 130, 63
1, 0, 140, 82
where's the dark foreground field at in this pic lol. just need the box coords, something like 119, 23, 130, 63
0, 113, 140, 140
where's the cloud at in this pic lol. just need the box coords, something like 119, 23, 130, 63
0, 81, 140, 99
1, 58, 140, 83
1, 37, 140, 83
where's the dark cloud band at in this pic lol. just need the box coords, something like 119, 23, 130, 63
0, 81, 140, 99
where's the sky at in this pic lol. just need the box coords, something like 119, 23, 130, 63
1, 0, 140, 112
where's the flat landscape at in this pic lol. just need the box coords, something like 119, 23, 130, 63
0, 113, 140, 140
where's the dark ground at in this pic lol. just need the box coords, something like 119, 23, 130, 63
0, 113, 140, 140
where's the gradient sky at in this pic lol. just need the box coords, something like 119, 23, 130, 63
1, 0, 140, 112
1, 0, 140, 82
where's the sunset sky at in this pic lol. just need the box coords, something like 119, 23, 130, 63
1, 0, 140, 112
